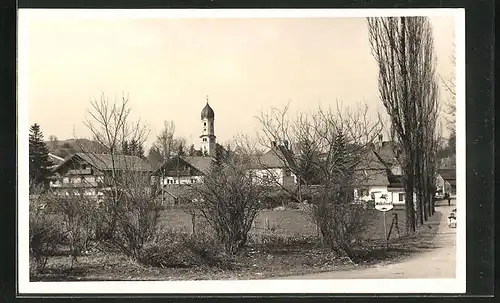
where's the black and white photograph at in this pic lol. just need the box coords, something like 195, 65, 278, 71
18, 8, 465, 294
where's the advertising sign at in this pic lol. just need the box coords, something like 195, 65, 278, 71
373, 192, 394, 212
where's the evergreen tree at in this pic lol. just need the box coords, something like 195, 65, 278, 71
29, 123, 51, 188
122, 140, 130, 155
296, 137, 320, 185
178, 142, 186, 157
215, 144, 224, 166
136, 143, 145, 159
147, 145, 163, 167
188, 144, 197, 156
330, 129, 352, 203
447, 130, 456, 154
129, 140, 138, 156
332, 129, 347, 171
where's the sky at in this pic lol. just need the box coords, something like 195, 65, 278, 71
22, 10, 457, 151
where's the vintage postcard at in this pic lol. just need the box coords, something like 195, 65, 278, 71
18, 8, 465, 295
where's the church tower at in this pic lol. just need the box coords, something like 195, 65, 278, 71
200, 97, 216, 157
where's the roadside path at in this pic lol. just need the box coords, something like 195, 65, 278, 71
275, 201, 456, 279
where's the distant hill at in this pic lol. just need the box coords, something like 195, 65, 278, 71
44, 138, 107, 159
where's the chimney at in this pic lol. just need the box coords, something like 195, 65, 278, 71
283, 140, 289, 149
378, 134, 383, 148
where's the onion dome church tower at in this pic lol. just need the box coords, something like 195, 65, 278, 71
200, 97, 216, 156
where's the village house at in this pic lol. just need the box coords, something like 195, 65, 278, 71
49, 152, 152, 199
247, 141, 297, 188
47, 153, 65, 170
152, 155, 215, 205
353, 137, 415, 207
437, 168, 456, 197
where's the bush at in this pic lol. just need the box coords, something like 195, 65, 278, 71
138, 233, 195, 268
183, 233, 237, 269
138, 230, 236, 270
191, 163, 266, 254
29, 198, 67, 273
309, 193, 377, 261
248, 232, 317, 247
49, 195, 101, 267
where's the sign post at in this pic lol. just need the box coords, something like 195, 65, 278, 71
373, 192, 394, 250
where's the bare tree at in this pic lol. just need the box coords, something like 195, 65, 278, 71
368, 17, 439, 233
440, 42, 456, 129
48, 135, 59, 151
439, 42, 456, 166
256, 101, 381, 204
29, 182, 66, 274
305, 104, 381, 261
68, 93, 166, 262
189, 155, 266, 254
153, 120, 187, 160
256, 101, 382, 260
256, 103, 320, 203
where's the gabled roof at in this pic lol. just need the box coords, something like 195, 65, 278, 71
154, 156, 216, 176
387, 174, 404, 189
354, 148, 391, 187
248, 145, 292, 169
357, 148, 389, 171
373, 141, 403, 168
358, 169, 390, 186
48, 153, 65, 164
52, 152, 153, 173
183, 156, 216, 174
438, 168, 456, 181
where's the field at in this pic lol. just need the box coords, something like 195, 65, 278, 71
160, 206, 407, 241
31, 205, 434, 282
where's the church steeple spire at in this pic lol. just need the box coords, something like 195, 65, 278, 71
200, 97, 216, 156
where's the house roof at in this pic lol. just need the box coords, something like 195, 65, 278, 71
439, 168, 456, 181
357, 148, 389, 170
372, 141, 404, 168
48, 153, 65, 164
387, 174, 404, 189
248, 145, 292, 169
154, 156, 216, 176
183, 156, 216, 174
352, 148, 391, 187
354, 169, 390, 187
52, 152, 153, 173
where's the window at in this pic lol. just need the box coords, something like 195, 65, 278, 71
204, 128, 207, 132
204, 122, 207, 126
399, 193, 405, 202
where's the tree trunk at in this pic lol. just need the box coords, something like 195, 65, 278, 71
191, 212, 196, 235
297, 175, 303, 203
404, 174, 416, 234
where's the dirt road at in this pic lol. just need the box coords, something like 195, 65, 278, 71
276, 201, 456, 279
